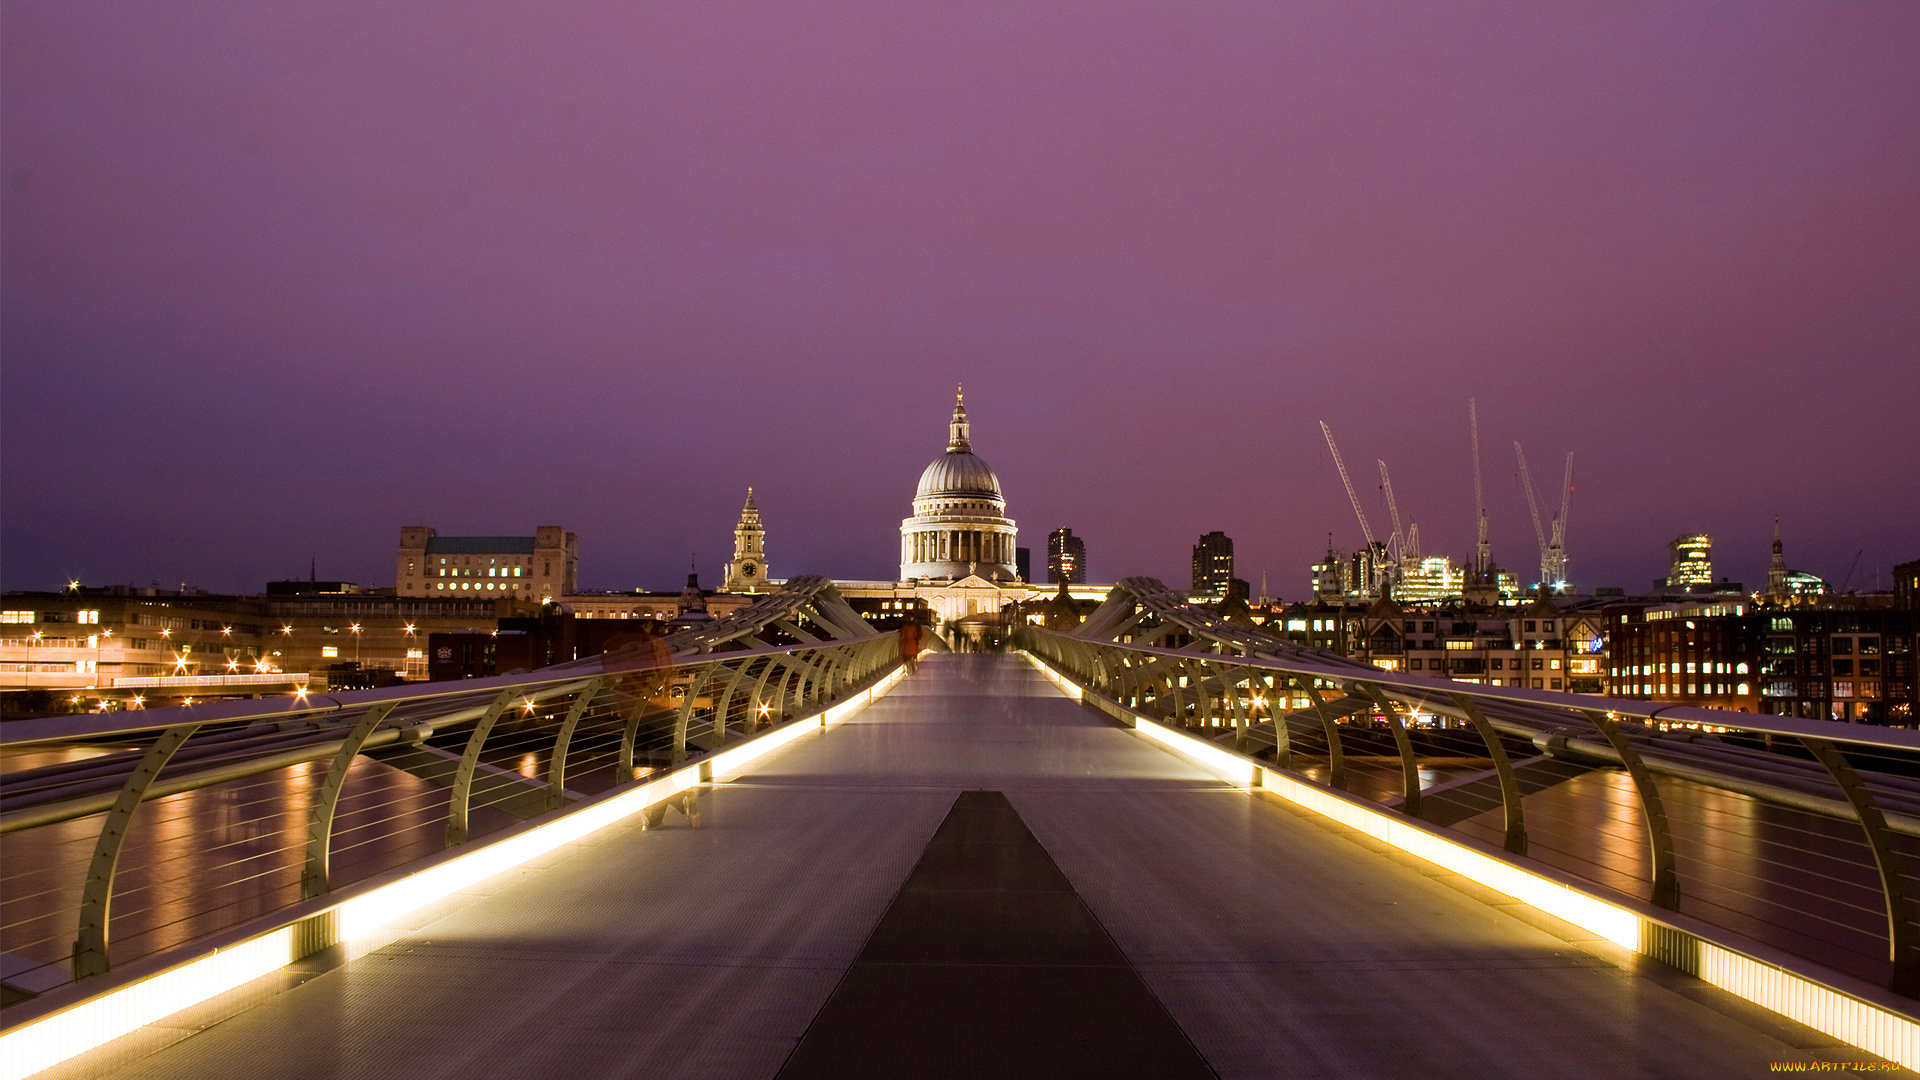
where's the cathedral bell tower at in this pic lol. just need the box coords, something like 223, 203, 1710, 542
724, 487, 768, 592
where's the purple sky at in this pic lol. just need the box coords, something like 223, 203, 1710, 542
4, 1, 1917, 599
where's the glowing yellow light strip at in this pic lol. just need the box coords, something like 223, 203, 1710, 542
1133, 718, 1258, 786
1, 928, 299, 1080
0, 661, 911, 1080
1019, 650, 1920, 1071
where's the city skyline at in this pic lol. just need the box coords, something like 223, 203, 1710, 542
4, 2, 1916, 596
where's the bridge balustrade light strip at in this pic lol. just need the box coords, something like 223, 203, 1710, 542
1018, 576, 1920, 1070
0, 579, 907, 1080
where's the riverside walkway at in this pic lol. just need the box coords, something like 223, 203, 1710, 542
33, 654, 1895, 1079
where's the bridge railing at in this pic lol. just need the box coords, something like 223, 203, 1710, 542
1019, 597, 1920, 1003
0, 581, 899, 1013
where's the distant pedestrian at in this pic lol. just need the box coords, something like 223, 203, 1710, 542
899, 619, 922, 675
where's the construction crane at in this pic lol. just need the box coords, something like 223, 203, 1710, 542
1515, 442, 1550, 591
1320, 421, 1383, 596
1378, 459, 1420, 574
1514, 443, 1573, 593
1469, 400, 1490, 578
1549, 452, 1573, 589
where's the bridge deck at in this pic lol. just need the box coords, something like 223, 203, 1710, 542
47, 654, 1891, 1079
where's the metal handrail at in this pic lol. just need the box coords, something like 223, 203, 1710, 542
0, 581, 901, 1000
1020, 619, 1920, 996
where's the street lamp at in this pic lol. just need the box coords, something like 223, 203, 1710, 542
94, 628, 112, 688
350, 623, 362, 666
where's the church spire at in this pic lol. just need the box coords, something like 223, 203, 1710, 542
1768, 515, 1790, 597
947, 384, 971, 453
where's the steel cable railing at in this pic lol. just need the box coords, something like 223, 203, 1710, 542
0, 615, 901, 1011
1020, 615, 1920, 999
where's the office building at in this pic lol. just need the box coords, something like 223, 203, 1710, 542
1191, 531, 1234, 599
398, 525, 577, 601
1048, 528, 1086, 585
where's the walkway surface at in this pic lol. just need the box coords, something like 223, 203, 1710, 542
46, 655, 1899, 1079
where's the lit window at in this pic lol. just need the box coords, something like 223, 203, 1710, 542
1, 611, 33, 623
78, 610, 101, 624
322, 646, 339, 658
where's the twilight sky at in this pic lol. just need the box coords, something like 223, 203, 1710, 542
4, 1, 1916, 599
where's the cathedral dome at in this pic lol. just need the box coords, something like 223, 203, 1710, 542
912, 387, 1003, 502
916, 451, 1002, 501
900, 387, 1019, 583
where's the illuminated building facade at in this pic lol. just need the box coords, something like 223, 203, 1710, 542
1607, 604, 1916, 724
398, 526, 577, 601
1191, 531, 1234, 599
1048, 528, 1086, 585
1666, 533, 1713, 588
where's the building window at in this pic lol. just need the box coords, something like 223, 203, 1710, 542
322, 646, 339, 658
0, 611, 33, 623
1834, 680, 1855, 699
77, 610, 100, 624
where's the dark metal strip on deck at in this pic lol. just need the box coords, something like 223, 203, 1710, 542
775, 789, 1217, 1080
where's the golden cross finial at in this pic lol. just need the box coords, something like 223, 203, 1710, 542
956, 383, 964, 406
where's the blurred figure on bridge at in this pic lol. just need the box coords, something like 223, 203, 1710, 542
899, 618, 922, 675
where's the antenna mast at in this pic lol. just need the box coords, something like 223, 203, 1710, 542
1469, 400, 1489, 576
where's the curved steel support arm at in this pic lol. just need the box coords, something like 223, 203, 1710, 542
548, 679, 605, 811
1581, 709, 1679, 910
673, 666, 717, 764
304, 702, 398, 898
1449, 693, 1527, 855
746, 657, 779, 730
1305, 684, 1349, 791
74, 722, 202, 979
712, 662, 751, 745
1254, 670, 1290, 768
1358, 683, 1420, 818
1226, 667, 1251, 752
1801, 735, 1920, 995
448, 689, 518, 847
